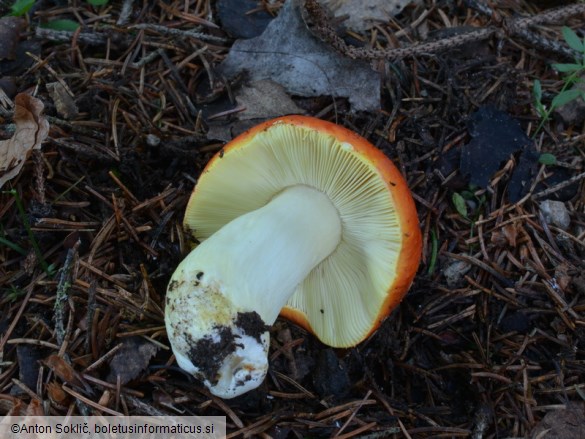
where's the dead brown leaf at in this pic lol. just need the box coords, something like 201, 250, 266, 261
46, 82, 78, 120
47, 381, 70, 406
0, 93, 50, 189
320, 0, 423, 31
0, 394, 24, 415
502, 223, 518, 247
106, 337, 159, 385
25, 398, 45, 416
237, 80, 305, 120
207, 79, 306, 141
531, 402, 585, 439
42, 354, 84, 387
491, 223, 519, 248
220, 0, 381, 111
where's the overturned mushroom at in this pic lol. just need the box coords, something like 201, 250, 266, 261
165, 116, 421, 398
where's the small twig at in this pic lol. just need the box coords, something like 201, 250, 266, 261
510, 27, 576, 60
108, 170, 140, 205
464, 0, 495, 17
35, 27, 111, 46
158, 50, 199, 116
131, 23, 229, 44
62, 385, 123, 415
468, 0, 584, 58
0, 280, 37, 357
83, 343, 124, 373
32, 150, 46, 206
130, 48, 164, 69
334, 390, 373, 437
54, 239, 80, 346
0, 87, 13, 110
116, 0, 134, 26
159, 50, 190, 95
443, 251, 514, 287
303, 0, 585, 60
10, 378, 42, 401
532, 170, 585, 199
5, 339, 60, 349
26, 51, 76, 97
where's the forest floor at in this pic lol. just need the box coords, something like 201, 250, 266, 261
1, 0, 585, 438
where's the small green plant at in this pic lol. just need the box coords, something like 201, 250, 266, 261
533, 26, 585, 136
452, 186, 487, 249
453, 185, 486, 222
452, 192, 468, 219
538, 153, 557, 166
3, 285, 27, 302
3, 189, 56, 277
86, 0, 109, 6
0, 234, 27, 255
41, 19, 80, 31
7, 0, 35, 16
6, 0, 107, 17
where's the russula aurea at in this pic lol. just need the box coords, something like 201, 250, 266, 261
165, 115, 421, 398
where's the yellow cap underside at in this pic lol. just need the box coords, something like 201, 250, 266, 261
185, 122, 404, 347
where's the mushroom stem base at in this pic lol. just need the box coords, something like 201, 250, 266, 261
165, 184, 342, 398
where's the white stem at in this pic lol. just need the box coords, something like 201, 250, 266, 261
165, 185, 341, 398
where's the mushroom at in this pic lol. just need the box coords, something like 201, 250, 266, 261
165, 116, 421, 398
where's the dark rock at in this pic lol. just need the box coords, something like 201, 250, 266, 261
217, 0, 274, 39
459, 105, 538, 202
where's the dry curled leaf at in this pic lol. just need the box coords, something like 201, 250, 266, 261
220, 0, 380, 112
46, 82, 78, 120
491, 222, 520, 248
0, 394, 25, 415
207, 80, 306, 141
47, 381, 70, 406
319, 0, 422, 32
237, 80, 305, 121
531, 402, 585, 439
25, 398, 45, 416
107, 336, 158, 385
0, 93, 50, 189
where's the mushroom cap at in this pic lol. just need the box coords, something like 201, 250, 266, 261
184, 115, 422, 348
